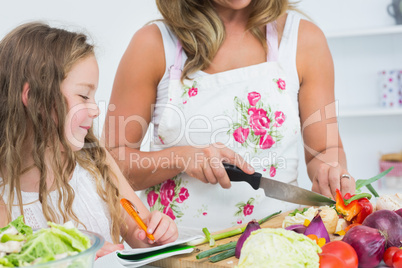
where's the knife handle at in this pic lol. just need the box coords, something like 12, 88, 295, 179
223, 163, 262, 190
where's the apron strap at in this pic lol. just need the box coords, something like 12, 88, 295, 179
170, 22, 278, 79
266, 22, 279, 62
170, 40, 183, 80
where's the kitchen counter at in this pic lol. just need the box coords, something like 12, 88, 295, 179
94, 211, 290, 268
150, 211, 337, 267
95, 206, 394, 268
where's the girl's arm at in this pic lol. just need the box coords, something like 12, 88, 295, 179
297, 19, 355, 199
104, 150, 178, 248
103, 24, 253, 191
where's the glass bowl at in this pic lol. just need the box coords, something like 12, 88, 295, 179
26, 229, 105, 268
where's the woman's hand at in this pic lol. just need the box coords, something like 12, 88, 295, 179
311, 162, 356, 199
176, 143, 255, 189
134, 210, 178, 245
95, 242, 124, 260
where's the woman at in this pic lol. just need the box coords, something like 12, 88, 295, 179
104, 0, 355, 231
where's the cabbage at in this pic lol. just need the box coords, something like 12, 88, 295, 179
238, 228, 321, 268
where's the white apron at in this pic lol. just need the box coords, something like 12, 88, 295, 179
141, 23, 301, 232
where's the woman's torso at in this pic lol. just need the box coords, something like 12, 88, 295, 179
152, 12, 301, 140
141, 11, 304, 232
0, 164, 113, 243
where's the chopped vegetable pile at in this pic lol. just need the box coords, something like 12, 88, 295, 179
0, 216, 91, 267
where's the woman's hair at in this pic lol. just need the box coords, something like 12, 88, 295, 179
0, 22, 122, 243
156, 0, 294, 81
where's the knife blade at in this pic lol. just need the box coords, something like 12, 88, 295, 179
223, 163, 336, 206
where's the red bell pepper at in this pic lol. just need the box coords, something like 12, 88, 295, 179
335, 190, 373, 224
352, 197, 373, 224
335, 189, 362, 222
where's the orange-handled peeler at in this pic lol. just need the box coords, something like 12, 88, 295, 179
120, 198, 155, 242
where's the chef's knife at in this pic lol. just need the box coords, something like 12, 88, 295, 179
223, 163, 336, 206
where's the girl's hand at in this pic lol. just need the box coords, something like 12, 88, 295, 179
95, 242, 124, 260
311, 162, 356, 199
177, 143, 255, 189
135, 211, 178, 245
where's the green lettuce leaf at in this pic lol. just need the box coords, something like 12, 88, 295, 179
0, 234, 26, 243
5, 229, 74, 266
3, 222, 91, 266
0, 216, 32, 236
47, 222, 91, 251
0, 257, 14, 267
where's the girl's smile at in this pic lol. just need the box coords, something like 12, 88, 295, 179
61, 55, 100, 151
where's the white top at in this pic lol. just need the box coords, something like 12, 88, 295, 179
152, 11, 302, 141
1, 163, 113, 243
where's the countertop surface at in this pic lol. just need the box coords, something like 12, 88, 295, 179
94, 189, 401, 267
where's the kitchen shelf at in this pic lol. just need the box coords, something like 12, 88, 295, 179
338, 106, 402, 118
327, 25, 402, 119
325, 25, 402, 39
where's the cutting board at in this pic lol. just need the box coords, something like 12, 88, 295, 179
150, 211, 341, 267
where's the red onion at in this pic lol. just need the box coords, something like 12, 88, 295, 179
285, 212, 329, 244
284, 224, 307, 234
342, 225, 386, 268
362, 209, 402, 248
304, 213, 330, 244
235, 220, 261, 259
395, 208, 402, 217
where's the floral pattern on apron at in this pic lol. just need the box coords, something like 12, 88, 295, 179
140, 23, 302, 232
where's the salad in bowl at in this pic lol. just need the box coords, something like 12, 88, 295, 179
0, 216, 104, 267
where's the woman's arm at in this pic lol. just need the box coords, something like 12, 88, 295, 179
103, 24, 175, 190
297, 19, 355, 199
103, 24, 254, 191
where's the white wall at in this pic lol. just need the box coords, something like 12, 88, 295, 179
297, 0, 396, 32
0, 0, 160, 137
1, 1, 400, 191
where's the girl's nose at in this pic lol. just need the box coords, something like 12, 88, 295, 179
88, 103, 100, 118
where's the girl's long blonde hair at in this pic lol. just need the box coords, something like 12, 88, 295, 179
0, 22, 122, 243
156, 0, 293, 81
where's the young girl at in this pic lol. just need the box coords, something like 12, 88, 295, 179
0, 22, 178, 256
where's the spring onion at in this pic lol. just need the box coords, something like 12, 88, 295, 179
257, 210, 282, 225
195, 241, 237, 259
187, 211, 281, 246
343, 192, 372, 206
355, 167, 393, 197
208, 248, 236, 263
188, 228, 243, 246
202, 227, 215, 247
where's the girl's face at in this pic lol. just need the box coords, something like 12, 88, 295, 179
61, 55, 100, 151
